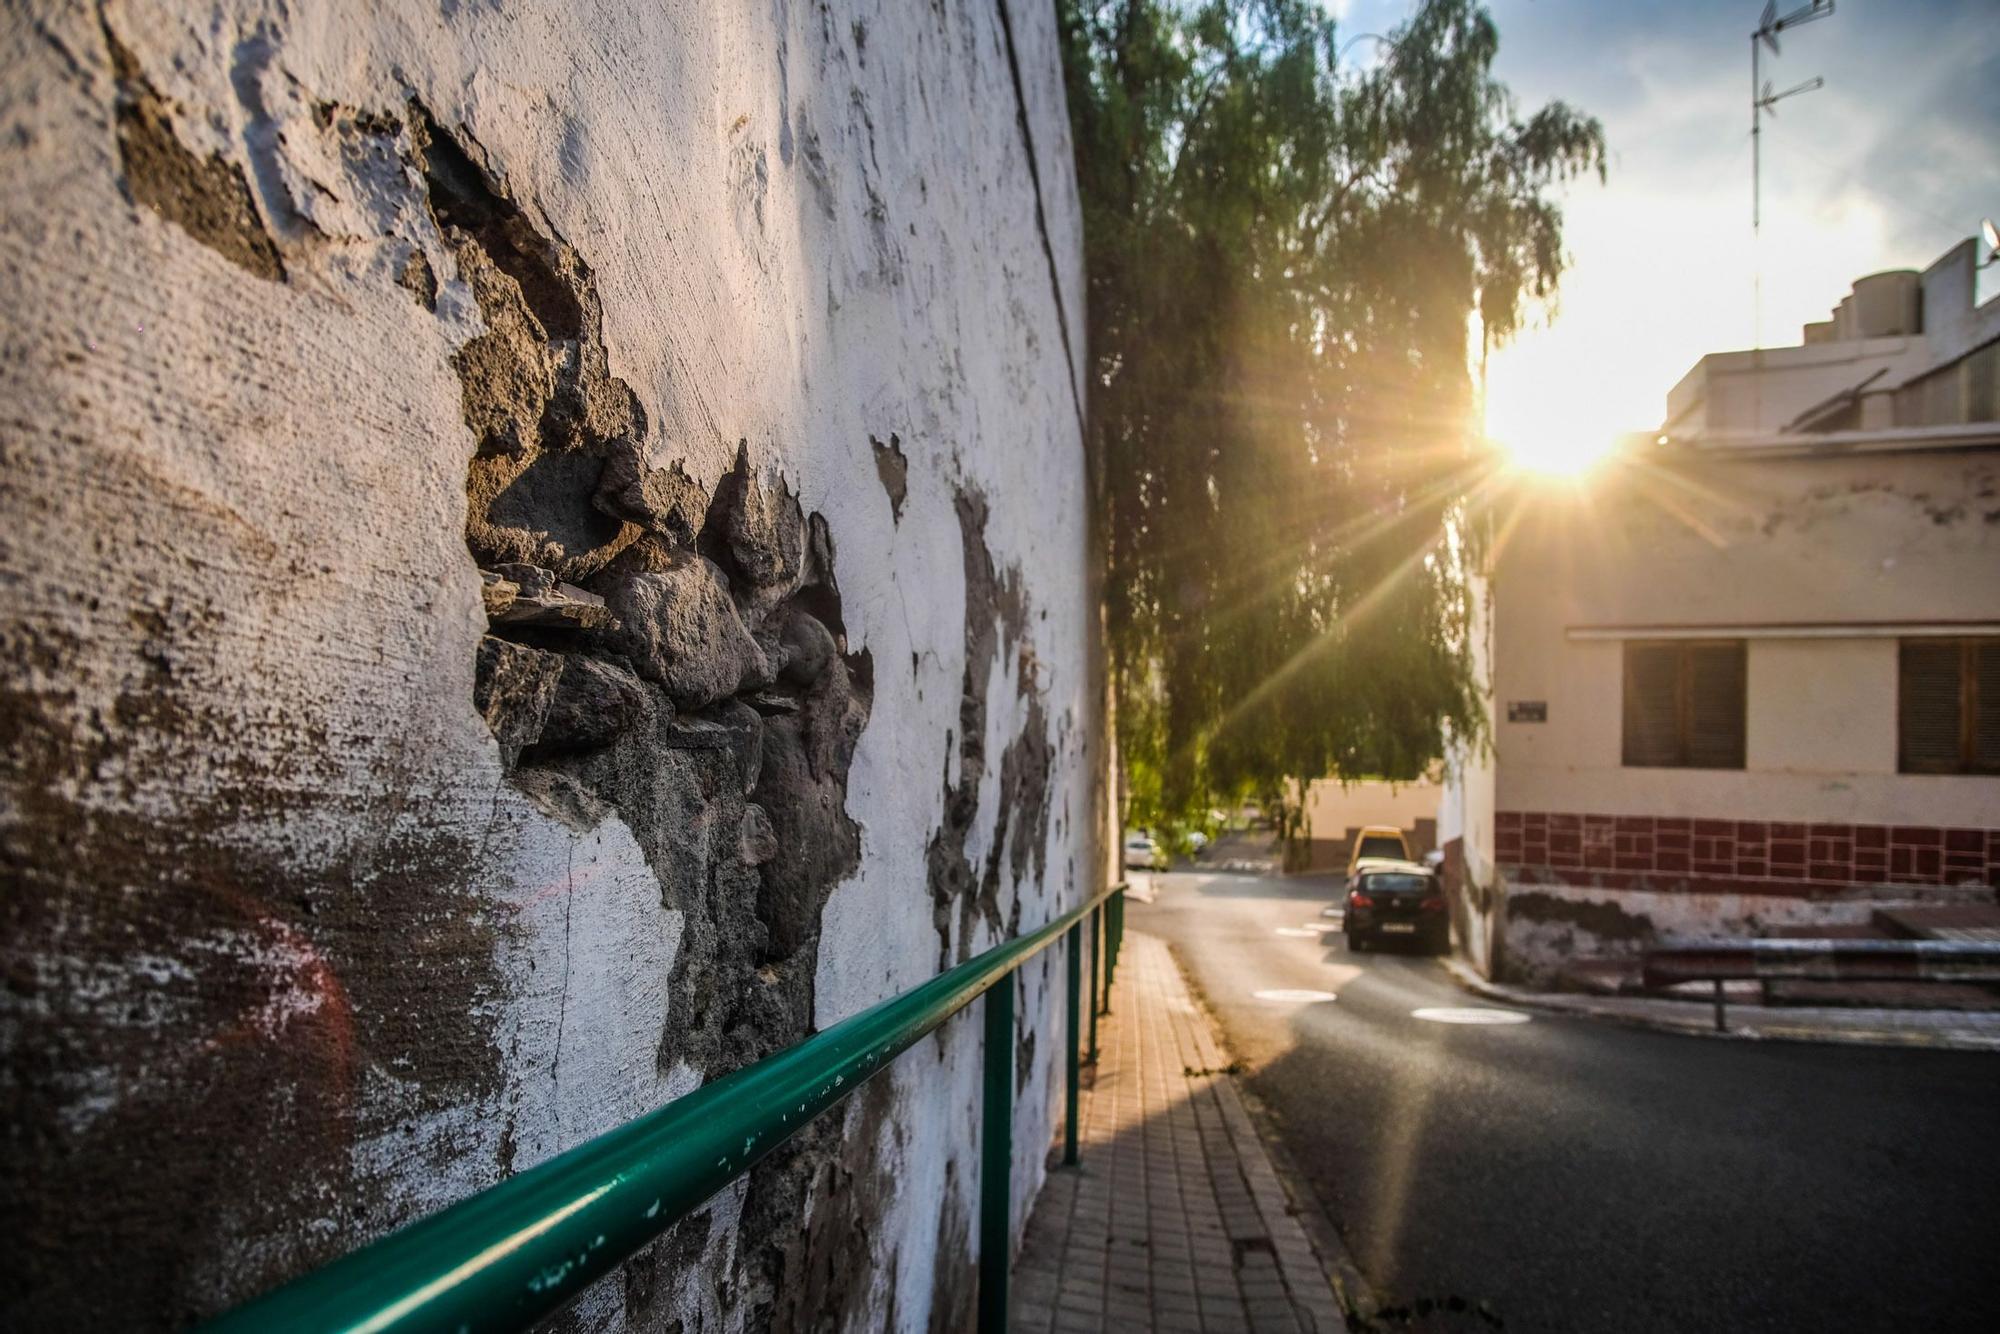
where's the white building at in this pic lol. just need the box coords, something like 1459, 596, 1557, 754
1444, 238, 2000, 982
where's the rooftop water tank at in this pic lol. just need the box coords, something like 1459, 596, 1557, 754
1847, 270, 1921, 338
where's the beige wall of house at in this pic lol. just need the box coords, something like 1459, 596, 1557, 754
1490, 445, 2000, 828
1301, 777, 1442, 839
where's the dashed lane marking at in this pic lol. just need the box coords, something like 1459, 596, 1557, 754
1254, 989, 1339, 1004
1412, 1006, 1530, 1025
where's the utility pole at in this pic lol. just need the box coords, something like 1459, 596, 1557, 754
1749, 0, 1833, 429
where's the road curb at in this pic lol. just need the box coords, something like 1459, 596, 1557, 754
1439, 957, 2000, 1052
1232, 1077, 1381, 1327
1157, 935, 1382, 1326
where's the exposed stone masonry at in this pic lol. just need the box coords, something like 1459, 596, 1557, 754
415, 111, 884, 1327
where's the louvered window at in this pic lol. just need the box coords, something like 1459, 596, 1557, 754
1899, 639, 2000, 774
1622, 641, 1746, 769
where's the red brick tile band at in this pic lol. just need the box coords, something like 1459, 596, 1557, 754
1493, 812, 2000, 896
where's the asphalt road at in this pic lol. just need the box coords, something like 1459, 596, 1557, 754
1131, 870, 2000, 1333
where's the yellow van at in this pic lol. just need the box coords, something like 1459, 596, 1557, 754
1346, 825, 1411, 876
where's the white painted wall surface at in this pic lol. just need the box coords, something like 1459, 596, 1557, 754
0, 1, 1097, 1328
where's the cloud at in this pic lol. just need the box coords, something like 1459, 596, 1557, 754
1827, 12, 1999, 254
1479, 0, 2000, 442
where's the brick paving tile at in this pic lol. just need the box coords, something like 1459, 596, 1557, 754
1013, 930, 1347, 1331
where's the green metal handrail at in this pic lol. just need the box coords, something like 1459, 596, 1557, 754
200, 882, 1129, 1334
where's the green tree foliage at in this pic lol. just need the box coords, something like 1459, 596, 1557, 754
1059, 0, 1604, 832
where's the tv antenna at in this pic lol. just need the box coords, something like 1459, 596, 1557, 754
1749, 0, 1834, 427
1752, 1, 1834, 235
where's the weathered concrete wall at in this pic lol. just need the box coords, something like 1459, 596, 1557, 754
0, 2, 1098, 1329
1488, 879, 1997, 987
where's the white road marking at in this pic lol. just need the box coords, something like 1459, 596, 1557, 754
1300, 922, 1339, 934
1254, 989, 1338, 1004
1411, 1007, 1530, 1025
1274, 927, 1319, 938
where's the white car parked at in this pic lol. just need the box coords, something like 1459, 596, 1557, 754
1123, 830, 1168, 870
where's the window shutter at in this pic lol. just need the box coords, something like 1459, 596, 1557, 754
1899, 641, 1963, 773
1623, 644, 1682, 767
1975, 641, 2000, 770
1684, 643, 1747, 768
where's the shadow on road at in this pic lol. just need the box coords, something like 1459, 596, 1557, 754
1134, 870, 2000, 1334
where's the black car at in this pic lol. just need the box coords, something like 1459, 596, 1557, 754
1340, 859, 1448, 953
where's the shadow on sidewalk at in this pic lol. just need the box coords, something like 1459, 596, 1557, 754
1011, 933, 1348, 1333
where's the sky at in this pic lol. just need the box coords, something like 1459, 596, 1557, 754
1339, 0, 2000, 458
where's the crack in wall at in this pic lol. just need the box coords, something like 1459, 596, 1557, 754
990, 0, 1084, 436
2, 66, 506, 1308
552, 838, 575, 1120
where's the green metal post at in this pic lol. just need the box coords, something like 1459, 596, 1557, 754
1101, 899, 1114, 1016
978, 969, 1016, 1334
1106, 899, 1116, 995
1064, 921, 1081, 1166
1088, 906, 1101, 1056
1108, 889, 1124, 990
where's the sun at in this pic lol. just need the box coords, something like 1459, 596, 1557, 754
1484, 372, 1631, 479
1493, 427, 1616, 478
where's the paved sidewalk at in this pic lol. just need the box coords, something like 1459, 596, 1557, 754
1442, 957, 2000, 1050
1012, 930, 1350, 1333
